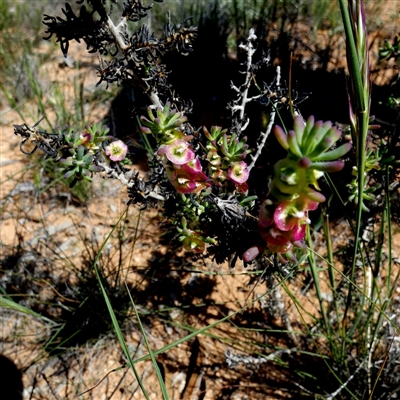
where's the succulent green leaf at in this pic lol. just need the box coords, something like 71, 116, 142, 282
301, 121, 326, 155
287, 130, 303, 158
59, 158, 74, 167
307, 128, 341, 159
309, 160, 345, 172
303, 187, 326, 202
64, 169, 77, 179
300, 116, 315, 148
274, 125, 289, 150
293, 116, 305, 146
140, 126, 152, 134
313, 142, 352, 161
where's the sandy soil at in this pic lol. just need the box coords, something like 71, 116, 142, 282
2, 2, 400, 399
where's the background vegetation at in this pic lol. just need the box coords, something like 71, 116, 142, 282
1, 0, 400, 399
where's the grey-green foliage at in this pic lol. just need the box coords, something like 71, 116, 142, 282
0, 0, 53, 104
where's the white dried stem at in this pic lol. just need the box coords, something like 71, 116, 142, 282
107, 16, 129, 51
148, 91, 163, 109
230, 29, 257, 125
105, 15, 163, 109
241, 117, 250, 131
230, 83, 241, 93
248, 65, 281, 171
98, 161, 134, 185
325, 361, 364, 400
97, 161, 165, 201
225, 348, 295, 368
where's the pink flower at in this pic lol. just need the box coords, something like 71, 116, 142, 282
182, 234, 206, 253
228, 161, 249, 184
158, 139, 194, 165
259, 224, 302, 262
259, 219, 288, 250
166, 162, 210, 194
273, 195, 318, 241
206, 148, 221, 166
236, 181, 249, 193
182, 158, 204, 175
105, 140, 128, 161
257, 195, 316, 260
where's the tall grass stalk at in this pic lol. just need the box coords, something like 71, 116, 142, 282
337, 0, 370, 325
305, 225, 330, 339
125, 282, 170, 400
322, 206, 341, 330
89, 233, 307, 397
92, 207, 151, 400
3, 0, 400, 398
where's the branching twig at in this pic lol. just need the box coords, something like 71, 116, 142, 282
225, 347, 295, 368
229, 29, 262, 131
325, 361, 364, 400
104, 14, 163, 108
97, 161, 165, 201
248, 66, 281, 171
271, 273, 299, 346
106, 15, 129, 51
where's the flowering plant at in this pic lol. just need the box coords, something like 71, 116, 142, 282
140, 104, 212, 195
8, 1, 400, 397
137, 102, 255, 255
244, 116, 352, 263
11, 0, 355, 266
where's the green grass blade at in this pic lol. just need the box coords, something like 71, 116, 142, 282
93, 207, 150, 400
125, 281, 170, 400
0, 295, 54, 324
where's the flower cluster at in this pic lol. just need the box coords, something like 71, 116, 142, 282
204, 126, 251, 193
177, 217, 216, 253
59, 123, 128, 185
244, 116, 352, 263
140, 103, 255, 254
140, 103, 210, 194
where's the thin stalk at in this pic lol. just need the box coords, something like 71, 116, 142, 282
337, 0, 366, 114
365, 259, 373, 395
93, 208, 150, 400
324, 174, 356, 234
374, 202, 386, 276
338, 0, 370, 331
74, 77, 85, 126
305, 226, 330, 340
366, 167, 396, 390
23, 57, 53, 130
125, 281, 170, 400
308, 247, 399, 335
343, 119, 368, 323
280, 275, 359, 400
322, 209, 340, 336
125, 209, 142, 281
0, 82, 28, 121
346, 245, 368, 338
366, 169, 392, 329
385, 168, 393, 295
